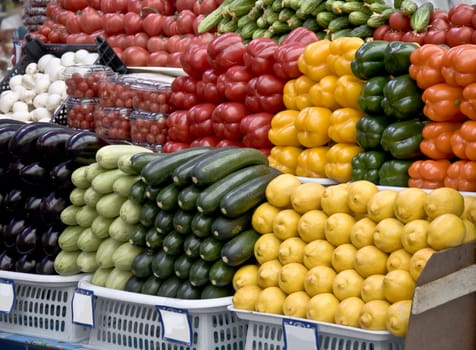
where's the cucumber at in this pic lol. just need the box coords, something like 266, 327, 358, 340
189, 259, 212, 287
139, 200, 160, 228
85, 162, 106, 182
208, 260, 236, 287
348, 11, 371, 26
129, 224, 148, 247
349, 24, 374, 38
219, 172, 279, 218
92, 267, 113, 287
183, 235, 202, 258
199, 237, 224, 262
125, 275, 146, 293
141, 275, 162, 295
92, 169, 126, 194
91, 216, 114, 239
196, 164, 271, 214
71, 166, 90, 189
58, 225, 83, 252
211, 211, 252, 241
155, 183, 180, 211
77, 228, 103, 252
328, 16, 351, 33
298, 0, 325, 15
154, 210, 175, 234
130, 152, 164, 175
113, 175, 140, 197
151, 249, 175, 279
117, 153, 141, 175
342, 1, 368, 13
96, 192, 127, 219
410, 2, 433, 32
60, 205, 81, 226
176, 281, 202, 299
145, 227, 164, 250
197, 0, 233, 33
141, 147, 211, 187
131, 250, 154, 278
112, 242, 144, 271
69, 188, 86, 207
201, 284, 233, 299
191, 212, 214, 238
172, 209, 195, 235
120, 199, 142, 225
54, 251, 81, 276
83, 187, 103, 209
96, 144, 153, 170
191, 148, 268, 186
105, 268, 133, 290
316, 11, 336, 28
128, 179, 148, 204
400, 0, 417, 15
157, 275, 181, 297
174, 255, 195, 280
177, 184, 201, 211
221, 229, 260, 267
109, 216, 135, 242
162, 231, 185, 255
96, 238, 123, 268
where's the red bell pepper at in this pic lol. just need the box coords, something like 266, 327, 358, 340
212, 102, 248, 141
166, 110, 193, 143
190, 136, 220, 147
162, 141, 190, 153
240, 112, 273, 149
180, 41, 211, 80
195, 68, 225, 104
273, 42, 306, 81
281, 27, 319, 46
243, 37, 279, 76
408, 159, 452, 189
169, 75, 200, 110
420, 122, 460, 160
245, 75, 285, 113
445, 160, 476, 191
216, 65, 253, 102
216, 139, 244, 147
188, 103, 216, 138
207, 32, 246, 73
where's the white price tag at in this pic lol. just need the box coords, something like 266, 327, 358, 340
283, 318, 319, 350
0, 279, 15, 314
72, 288, 95, 327
156, 306, 192, 346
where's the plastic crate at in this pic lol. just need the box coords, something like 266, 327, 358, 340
0, 271, 90, 342
229, 307, 404, 350
78, 277, 247, 350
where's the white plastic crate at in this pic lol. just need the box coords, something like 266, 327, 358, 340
78, 276, 247, 350
229, 307, 405, 350
0, 271, 90, 342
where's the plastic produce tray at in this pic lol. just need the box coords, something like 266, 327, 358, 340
228, 306, 404, 350
0, 271, 90, 342
78, 276, 247, 350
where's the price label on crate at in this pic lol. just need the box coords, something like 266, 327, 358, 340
156, 306, 192, 346
282, 318, 320, 350
72, 288, 95, 327
0, 278, 15, 314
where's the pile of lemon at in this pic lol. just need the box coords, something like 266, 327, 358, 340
232, 175, 476, 337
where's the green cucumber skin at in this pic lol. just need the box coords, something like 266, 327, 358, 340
220, 229, 260, 267
211, 211, 253, 241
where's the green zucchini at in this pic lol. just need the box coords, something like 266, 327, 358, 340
172, 209, 195, 235
208, 260, 236, 287
154, 210, 175, 234
69, 188, 86, 207
145, 227, 164, 250
92, 267, 113, 287
125, 275, 146, 293
54, 251, 81, 276
189, 259, 212, 287
157, 275, 181, 297
183, 235, 202, 258
130, 152, 164, 175
83, 187, 103, 209
109, 216, 135, 242
117, 153, 141, 175
220, 229, 260, 267
211, 211, 252, 241
96, 238, 123, 269
151, 249, 175, 279
77, 228, 103, 252
141, 147, 211, 187
96, 144, 153, 170
58, 225, 83, 252
139, 200, 160, 228
155, 183, 180, 211
129, 224, 148, 247
199, 237, 223, 262
145, 185, 161, 201
191, 212, 214, 238
120, 199, 142, 225
196, 164, 271, 214
128, 179, 148, 204
85, 162, 106, 182
91, 168, 125, 194
91, 215, 114, 239
113, 175, 140, 197
177, 184, 201, 211
96, 192, 127, 219
112, 242, 144, 271
201, 284, 233, 299
71, 166, 90, 189
219, 172, 279, 218
162, 231, 185, 255
105, 268, 133, 290
176, 281, 202, 299
141, 275, 162, 295
174, 255, 195, 280
131, 250, 154, 278
60, 205, 81, 226
191, 148, 268, 186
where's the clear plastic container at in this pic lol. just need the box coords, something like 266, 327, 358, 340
64, 64, 114, 99
66, 97, 100, 130
98, 73, 135, 109
94, 106, 131, 141
130, 110, 168, 151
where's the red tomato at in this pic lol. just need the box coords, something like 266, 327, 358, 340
373, 25, 390, 40
430, 10, 448, 22
143, 0, 175, 16
79, 7, 103, 34
383, 30, 404, 42
424, 29, 447, 45
103, 13, 125, 35
142, 13, 164, 37
176, 0, 195, 12
147, 36, 168, 52
162, 16, 178, 37
388, 12, 411, 32
473, 13, 476, 29
122, 46, 150, 66
66, 33, 91, 44
127, 0, 142, 13
61, 0, 88, 12
101, 0, 128, 13
198, 0, 219, 15
38, 25, 52, 38
430, 17, 451, 31
65, 14, 81, 34
134, 32, 150, 49
87, 0, 101, 9
448, 3, 475, 27
401, 30, 426, 45
56, 10, 75, 26
175, 9, 196, 34
167, 52, 183, 67
446, 26, 474, 46
124, 12, 143, 35
167, 34, 193, 53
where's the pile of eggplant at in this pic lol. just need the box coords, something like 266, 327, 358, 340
0, 119, 110, 274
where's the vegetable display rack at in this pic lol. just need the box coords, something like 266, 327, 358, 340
0, 271, 90, 343
78, 276, 247, 350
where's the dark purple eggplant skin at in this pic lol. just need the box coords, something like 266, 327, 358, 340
2, 217, 27, 249
41, 225, 63, 257
15, 253, 38, 273
7, 157, 28, 178
24, 193, 44, 221
16, 224, 41, 255
39, 191, 69, 225
20, 161, 51, 186
65, 130, 110, 165
49, 159, 76, 191
3, 187, 27, 213
36, 128, 77, 163
36, 255, 57, 275
0, 250, 17, 271
0, 119, 26, 126
0, 124, 24, 156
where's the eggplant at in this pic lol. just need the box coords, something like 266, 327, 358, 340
16, 224, 41, 255
2, 217, 27, 249
20, 161, 51, 186
24, 193, 44, 221
41, 225, 63, 257
0, 119, 26, 126
65, 130, 110, 165
8, 122, 65, 159
15, 253, 38, 273
36, 128, 77, 163
40, 191, 69, 225
0, 124, 24, 155
36, 255, 57, 275
0, 250, 17, 271
49, 159, 76, 191
3, 187, 27, 213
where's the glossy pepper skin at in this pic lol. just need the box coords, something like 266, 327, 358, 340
335, 75, 364, 109
211, 102, 248, 141
351, 151, 388, 184
450, 120, 476, 161
309, 75, 339, 110
295, 147, 329, 178
327, 37, 365, 76
240, 112, 274, 149
298, 40, 333, 82
268, 146, 303, 174
328, 107, 364, 144
441, 44, 476, 87
295, 107, 332, 147
243, 37, 279, 76
166, 110, 192, 143
378, 159, 414, 187
383, 41, 419, 77
351, 40, 389, 80
408, 159, 452, 189
283, 75, 314, 110
356, 115, 391, 150
381, 75, 424, 120
409, 44, 447, 89
460, 82, 476, 120
445, 160, 476, 192
421, 83, 465, 122
207, 32, 246, 73
268, 109, 301, 147
188, 103, 216, 139
420, 122, 460, 160
325, 143, 363, 183
245, 75, 285, 114
380, 119, 425, 159
358, 76, 391, 115
216, 65, 253, 102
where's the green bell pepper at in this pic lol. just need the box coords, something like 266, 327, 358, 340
351, 151, 388, 184
380, 119, 425, 159
378, 159, 414, 187
351, 40, 389, 80
383, 41, 419, 77
358, 76, 391, 114
381, 74, 424, 120
356, 115, 391, 150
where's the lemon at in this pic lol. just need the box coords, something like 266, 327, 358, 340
254, 233, 281, 265
321, 183, 350, 215
297, 210, 328, 242
332, 243, 357, 272
273, 209, 301, 240
427, 213, 466, 250
232, 285, 262, 311
394, 188, 427, 223
347, 180, 379, 214
401, 219, 429, 254
424, 187, 464, 220
278, 262, 308, 294
257, 259, 282, 288
386, 300, 412, 337
409, 247, 435, 281
307, 293, 340, 323
255, 286, 287, 314
350, 217, 376, 248
386, 249, 412, 272
283, 291, 311, 318
325, 213, 355, 246
361, 274, 386, 302
463, 219, 476, 243
265, 174, 302, 209
232, 264, 258, 291
367, 190, 398, 222
304, 266, 337, 296
354, 246, 388, 277
373, 218, 404, 253
278, 237, 306, 265
332, 269, 364, 301
252, 202, 280, 234
290, 182, 325, 214
303, 239, 335, 269
334, 296, 365, 327
360, 300, 390, 331
382, 269, 416, 303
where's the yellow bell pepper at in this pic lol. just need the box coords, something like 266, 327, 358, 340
309, 75, 340, 110
268, 109, 301, 147
325, 143, 363, 182
327, 37, 365, 77
294, 75, 315, 110
268, 146, 303, 174
328, 107, 364, 144
296, 147, 329, 178
283, 79, 298, 110
298, 40, 332, 82
295, 106, 332, 147
335, 74, 364, 109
